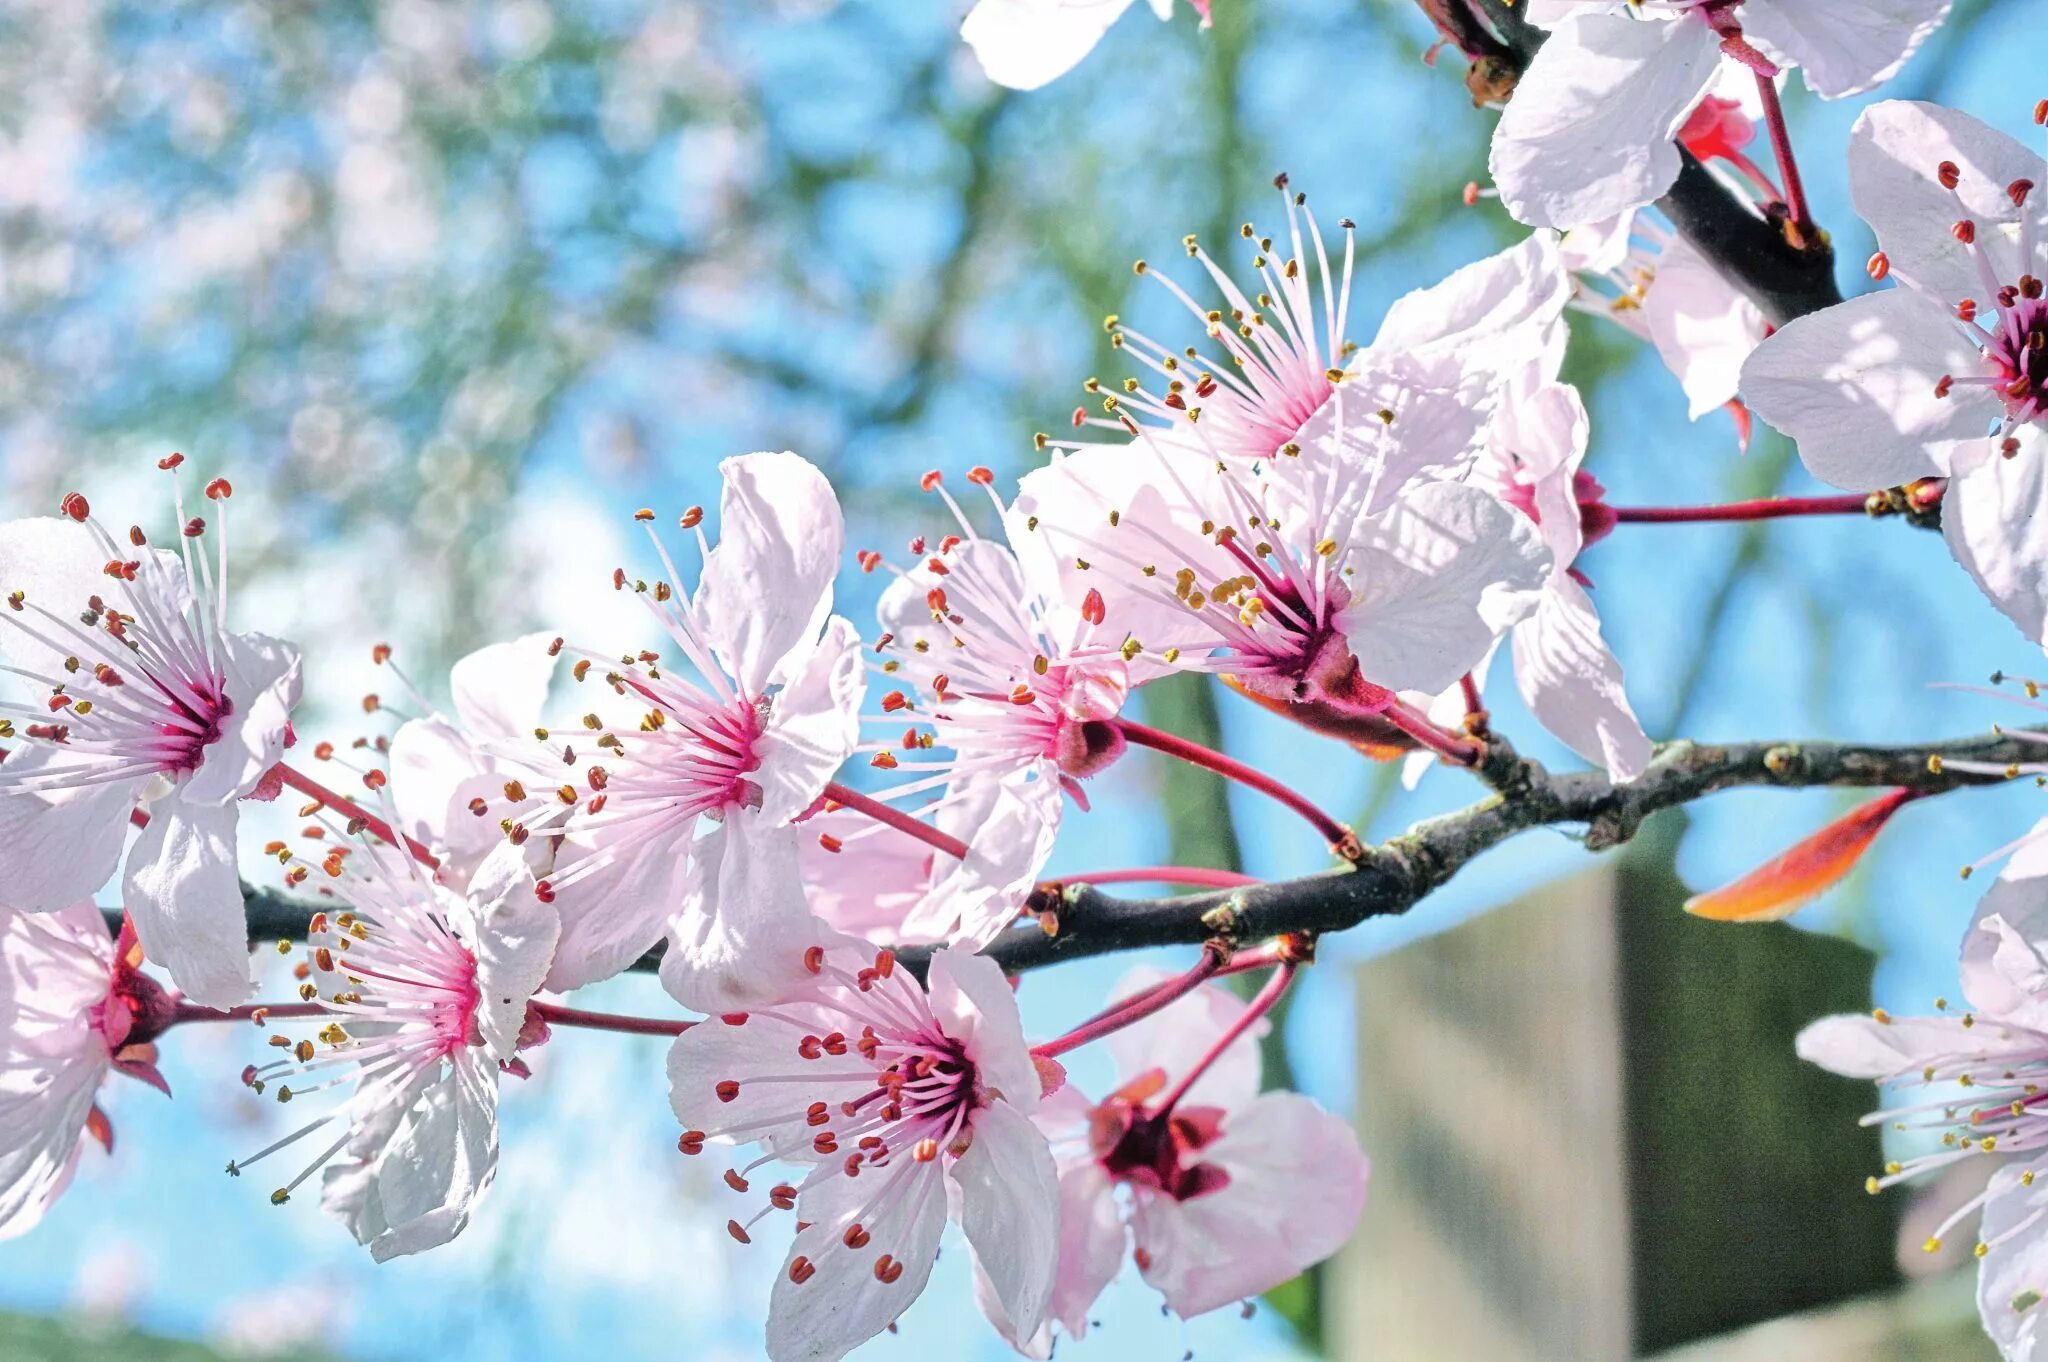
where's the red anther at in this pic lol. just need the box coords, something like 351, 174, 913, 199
680, 505, 704, 529
721, 1012, 749, 1026
876, 1257, 904, 1285
241, 1064, 260, 1087
813, 1132, 839, 1155
1958, 298, 1980, 323
874, 949, 896, 978
818, 833, 843, 854
2005, 436, 2024, 459
2027, 276, 2046, 300
913, 1138, 939, 1163
28, 722, 70, 741
158, 452, 185, 470
2036, 98, 2048, 126
1938, 160, 1961, 190
967, 466, 994, 485
803, 945, 826, 974
880, 1104, 903, 1123
1866, 251, 1890, 282
788, 1256, 816, 1285
314, 946, 335, 972
1935, 374, 1956, 399
843, 1223, 871, 1249
856, 549, 882, 573
1071, 406, 1087, 427
467, 797, 488, 817
1954, 219, 1978, 245
633, 508, 655, 522
2014, 179, 2038, 208
205, 477, 232, 501
822, 1032, 847, 1056
1462, 180, 1481, 207
770, 1184, 797, 1210
1134, 1246, 1153, 1271
361, 693, 381, 714
881, 690, 909, 713
797, 1034, 824, 1060
727, 1220, 751, 1245
183, 517, 206, 538
93, 663, 122, 687
907, 535, 926, 555
857, 1033, 880, 1059
924, 556, 948, 577
919, 470, 943, 492
128, 525, 146, 546
1081, 587, 1106, 625
806, 1101, 830, 1127
507, 823, 530, 846
723, 1169, 750, 1193
924, 586, 948, 616
844, 1152, 865, 1177
611, 567, 627, 591
938, 534, 962, 554
533, 879, 556, 904
678, 1130, 707, 1155
101, 558, 137, 581
587, 766, 610, 791
1007, 684, 1035, 706
59, 492, 89, 521
1194, 376, 1218, 398
931, 673, 950, 696
870, 751, 899, 770
715, 1079, 741, 1103
362, 769, 388, 791
371, 643, 392, 665
585, 793, 607, 815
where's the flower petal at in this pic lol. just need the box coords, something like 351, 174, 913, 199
180, 629, 301, 806
1489, 11, 1721, 230
1793, 1011, 1980, 1079
122, 797, 252, 1007
1944, 435, 2048, 645
926, 947, 1037, 1115
0, 747, 142, 911
1511, 578, 1652, 782
357, 1054, 500, 1262
463, 842, 557, 1063
1740, 0, 1950, 99
766, 1160, 948, 1362
695, 452, 844, 697
953, 1100, 1061, 1344
1975, 1163, 2048, 1360
1739, 288, 1986, 489
544, 833, 686, 993
1103, 969, 1264, 1111
661, 817, 825, 1014
752, 615, 863, 827
1641, 236, 1768, 420
901, 769, 1062, 951
450, 632, 560, 741
0, 518, 186, 681
959, 0, 1137, 91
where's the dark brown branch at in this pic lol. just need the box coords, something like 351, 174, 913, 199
204, 725, 2037, 982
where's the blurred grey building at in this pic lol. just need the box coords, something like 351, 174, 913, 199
1329, 815, 1993, 1361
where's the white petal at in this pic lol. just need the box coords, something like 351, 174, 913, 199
122, 798, 251, 1007
1104, 968, 1264, 1111
0, 518, 184, 680
695, 452, 844, 697
1849, 101, 2048, 307
181, 629, 301, 806
1129, 1092, 1369, 1318
1944, 437, 2048, 645
797, 808, 931, 942
1641, 237, 1768, 419
669, 1010, 872, 1160
1511, 579, 1652, 782
1975, 1164, 2048, 1361
960, 0, 1136, 91
1963, 826, 2048, 1028
661, 818, 825, 1013
1497, 381, 1591, 565
358, 1055, 500, 1261
901, 770, 1062, 951
0, 1040, 103, 1241
1740, 0, 1951, 100
1369, 231, 1572, 367
1489, 12, 1721, 230
1739, 288, 1988, 489
926, 948, 1038, 1115
463, 843, 557, 1063
450, 632, 560, 741
0, 748, 141, 911
1337, 481, 1552, 694
953, 1100, 1061, 1343
1793, 1012, 1980, 1078
387, 717, 502, 876
1050, 1159, 1127, 1338
767, 1162, 948, 1362
544, 833, 686, 993
752, 615, 863, 827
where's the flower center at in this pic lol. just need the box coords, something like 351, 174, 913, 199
1092, 1096, 1232, 1202
1988, 292, 2048, 426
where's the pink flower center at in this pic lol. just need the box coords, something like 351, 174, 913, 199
1988, 292, 2048, 426
1091, 1095, 1232, 1202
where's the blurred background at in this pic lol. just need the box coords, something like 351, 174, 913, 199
0, 0, 2040, 1357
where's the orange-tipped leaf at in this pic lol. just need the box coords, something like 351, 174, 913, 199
1684, 788, 1917, 922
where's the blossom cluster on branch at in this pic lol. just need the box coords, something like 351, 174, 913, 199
7, 2, 2048, 1359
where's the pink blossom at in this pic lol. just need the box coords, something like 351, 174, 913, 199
670, 939, 1057, 1362
960, 0, 1209, 92
229, 839, 556, 1261
1, 903, 176, 1239
1798, 822, 2048, 1360
1492, 0, 1952, 230
982, 968, 1366, 1352
502, 452, 863, 1008
1741, 101, 2048, 643
0, 472, 301, 1006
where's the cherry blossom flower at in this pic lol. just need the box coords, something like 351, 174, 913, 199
1797, 824, 2048, 1361
501, 452, 862, 1007
1491, 0, 1953, 230
982, 967, 1366, 1353
1564, 207, 1767, 428
670, 938, 1058, 1362
0, 470, 302, 1006
1482, 381, 1653, 780
1, 904, 177, 1239
960, 0, 1210, 92
1740, 101, 2048, 643
386, 632, 561, 888
229, 837, 556, 1262
1013, 198, 1557, 718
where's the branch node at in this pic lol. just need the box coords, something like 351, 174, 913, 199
1763, 744, 1802, 778
1331, 826, 1368, 864
1200, 895, 1248, 948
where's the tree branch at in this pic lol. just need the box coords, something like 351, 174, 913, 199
202, 724, 2037, 982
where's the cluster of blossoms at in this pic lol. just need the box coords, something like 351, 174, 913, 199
10, 5, 2048, 1360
